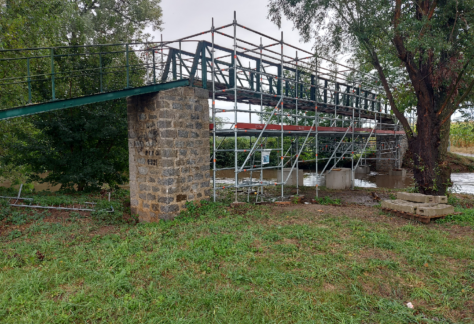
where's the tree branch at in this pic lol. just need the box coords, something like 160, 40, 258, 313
440, 77, 474, 126
418, 0, 437, 37
437, 57, 472, 117
427, 0, 437, 20
393, 1, 419, 79
362, 40, 414, 138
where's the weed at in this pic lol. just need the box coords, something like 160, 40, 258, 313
6, 229, 21, 240
291, 195, 299, 204
313, 196, 342, 205
438, 207, 474, 227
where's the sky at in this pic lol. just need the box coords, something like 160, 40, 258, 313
148, 0, 318, 124
157, 0, 314, 54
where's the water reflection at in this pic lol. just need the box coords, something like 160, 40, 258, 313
214, 169, 474, 194
1, 169, 472, 195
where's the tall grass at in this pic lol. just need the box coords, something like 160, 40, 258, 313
450, 122, 474, 148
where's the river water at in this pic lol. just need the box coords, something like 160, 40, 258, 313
214, 169, 474, 195
2, 169, 473, 195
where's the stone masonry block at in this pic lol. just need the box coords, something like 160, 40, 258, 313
390, 199, 416, 214
433, 196, 448, 204
397, 192, 435, 203
157, 120, 172, 128
194, 87, 209, 99
161, 129, 177, 138
128, 86, 210, 223
416, 204, 454, 216
161, 204, 179, 213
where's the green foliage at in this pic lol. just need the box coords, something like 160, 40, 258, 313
450, 122, 474, 148
90, 199, 128, 225
180, 200, 227, 220
0, 202, 50, 225
314, 196, 341, 205
438, 207, 474, 227
212, 135, 345, 169
0, 0, 163, 190
313, 196, 341, 205
7, 102, 129, 191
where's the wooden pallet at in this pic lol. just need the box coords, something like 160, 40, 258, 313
382, 208, 454, 224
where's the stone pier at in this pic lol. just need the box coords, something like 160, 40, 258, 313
127, 87, 210, 222
376, 127, 408, 172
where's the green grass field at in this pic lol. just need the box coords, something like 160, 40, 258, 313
1, 189, 474, 323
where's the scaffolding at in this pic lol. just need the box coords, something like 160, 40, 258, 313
155, 12, 405, 202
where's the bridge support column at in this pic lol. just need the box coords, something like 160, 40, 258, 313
376, 133, 408, 172
127, 87, 210, 222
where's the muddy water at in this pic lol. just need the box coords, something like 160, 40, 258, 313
450, 173, 474, 194
215, 169, 474, 194
2, 169, 473, 195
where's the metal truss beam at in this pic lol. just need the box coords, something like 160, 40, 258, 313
0, 79, 190, 120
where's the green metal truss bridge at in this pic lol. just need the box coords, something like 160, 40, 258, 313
0, 18, 393, 123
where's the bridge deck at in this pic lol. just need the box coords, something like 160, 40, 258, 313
210, 123, 404, 137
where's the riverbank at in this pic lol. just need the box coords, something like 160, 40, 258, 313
451, 146, 474, 155
0, 187, 473, 323
447, 152, 474, 172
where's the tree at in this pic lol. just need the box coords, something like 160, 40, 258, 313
7, 102, 129, 191
0, 0, 163, 190
268, 0, 474, 194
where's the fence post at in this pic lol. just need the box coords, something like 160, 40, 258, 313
50, 48, 56, 100
27, 58, 32, 104
126, 44, 130, 88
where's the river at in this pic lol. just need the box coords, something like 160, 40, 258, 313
2, 169, 473, 195
214, 169, 474, 195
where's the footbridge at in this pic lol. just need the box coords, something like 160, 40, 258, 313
0, 12, 407, 221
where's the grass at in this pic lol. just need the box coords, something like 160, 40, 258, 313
436, 194, 474, 228
0, 190, 474, 323
312, 196, 342, 205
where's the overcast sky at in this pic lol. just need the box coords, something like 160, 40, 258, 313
147, 0, 318, 123
157, 0, 314, 54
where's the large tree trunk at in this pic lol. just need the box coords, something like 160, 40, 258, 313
408, 101, 451, 195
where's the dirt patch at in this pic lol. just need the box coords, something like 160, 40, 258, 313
293, 187, 390, 207
90, 225, 117, 236
323, 283, 337, 291
451, 146, 474, 155
275, 204, 376, 218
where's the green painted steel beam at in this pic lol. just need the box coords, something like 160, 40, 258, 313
0, 79, 190, 121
